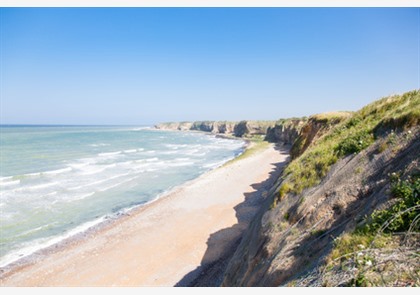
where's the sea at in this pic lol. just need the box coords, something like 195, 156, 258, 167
0, 125, 245, 268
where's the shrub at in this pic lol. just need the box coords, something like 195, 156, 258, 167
279, 183, 291, 200
362, 174, 419, 234
335, 130, 374, 157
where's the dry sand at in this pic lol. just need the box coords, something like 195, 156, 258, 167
0, 142, 289, 287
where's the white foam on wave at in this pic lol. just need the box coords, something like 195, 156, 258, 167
14, 224, 55, 239
161, 150, 179, 155
146, 157, 159, 162
44, 191, 58, 197
89, 143, 110, 147
68, 162, 90, 169
131, 127, 151, 131
123, 149, 137, 154
12, 181, 59, 192
165, 144, 189, 149
144, 150, 156, 154
0, 130, 247, 269
0, 176, 14, 181
97, 176, 139, 192
67, 172, 130, 191
122, 148, 144, 154
43, 167, 72, 176
167, 161, 195, 167
71, 192, 95, 201
0, 179, 20, 187
23, 172, 42, 177
15, 166, 73, 179
78, 163, 116, 176
0, 215, 108, 268
135, 157, 159, 163
173, 157, 191, 161
98, 151, 122, 157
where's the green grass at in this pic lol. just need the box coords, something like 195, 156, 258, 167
360, 173, 419, 234
277, 90, 420, 197
290, 112, 352, 159
310, 111, 353, 124
323, 174, 419, 286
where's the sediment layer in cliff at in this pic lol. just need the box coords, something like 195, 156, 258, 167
222, 90, 420, 287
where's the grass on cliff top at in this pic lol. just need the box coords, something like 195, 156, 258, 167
279, 90, 420, 196
310, 111, 353, 124
275, 117, 308, 126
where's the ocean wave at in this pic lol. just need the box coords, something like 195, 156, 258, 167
25, 181, 59, 191
71, 192, 95, 201
173, 157, 191, 161
12, 167, 72, 179
144, 150, 156, 154
161, 150, 179, 155
14, 224, 56, 239
78, 163, 116, 175
0, 176, 14, 181
165, 144, 189, 149
135, 157, 159, 163
0, 128, 247, 270
67, 173, 130, 191
167, 161, 195, 167
89, 143, 110, 147
0, 179, 20, 187
43, 167, 72, 176
97, 176, 138, 192
98, 151, 122, 157
0, 215, 108, 268
7, 181, 59, 193
131, 127, 151, 131
123, 149, 138, 154
67, 162, 91, 169
44, 191, 58, 197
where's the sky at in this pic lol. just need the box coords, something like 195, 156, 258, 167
0, 7, 419, 125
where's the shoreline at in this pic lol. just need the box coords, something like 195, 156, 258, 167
0, 141, 289, 287
0, 130, 247, 273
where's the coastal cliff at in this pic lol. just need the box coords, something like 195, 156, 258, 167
222, 90, 420, 287
155, 90, 419, 287
155, 120, 277, 138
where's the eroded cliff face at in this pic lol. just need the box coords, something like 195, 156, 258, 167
289, 112, 352, 159
154, 121, 193, 131
264, 113, 351, 158
155, 120, 277, 138
222, 127, 419, 287
265, 119, 307, 145
156, 91, 419, 287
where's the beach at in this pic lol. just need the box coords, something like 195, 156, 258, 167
0, 142, 289, 287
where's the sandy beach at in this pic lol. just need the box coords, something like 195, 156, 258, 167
0, 142, 289, 287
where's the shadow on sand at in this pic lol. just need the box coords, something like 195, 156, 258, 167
175, 144, 290, 286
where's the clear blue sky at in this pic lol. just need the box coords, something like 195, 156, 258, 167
1, 7, 419, 125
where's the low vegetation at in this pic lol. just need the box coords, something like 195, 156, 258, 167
278, 90, 420, 196
322, 172, 419, 286
271, 90, 419, 286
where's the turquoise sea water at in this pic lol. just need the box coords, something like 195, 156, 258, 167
0, 126, 245, 267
